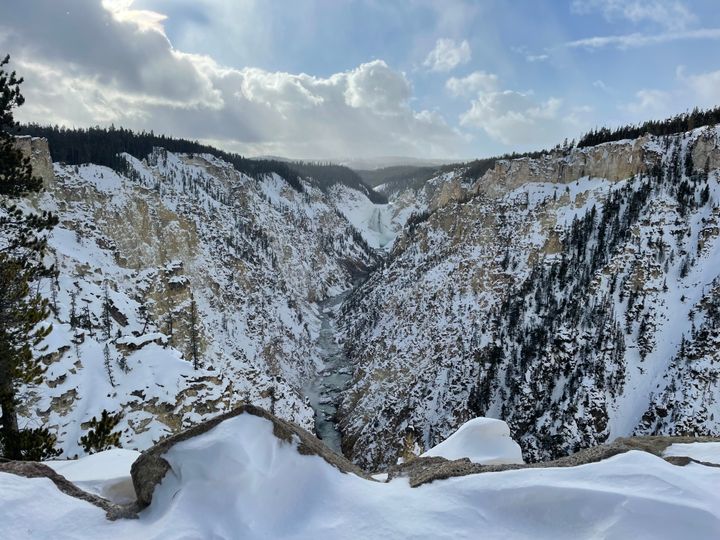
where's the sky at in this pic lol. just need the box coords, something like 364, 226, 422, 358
2, 0, 720, 161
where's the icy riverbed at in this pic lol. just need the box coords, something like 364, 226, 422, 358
305, 292, 353, 454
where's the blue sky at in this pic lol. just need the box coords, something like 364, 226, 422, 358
3, 0, 720, 160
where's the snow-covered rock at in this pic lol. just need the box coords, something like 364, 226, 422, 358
420, 417, 524, 464
129, 404, 367, 508
3, 413, 720, 538
664, 442, 720, 465
45, 449, 140, 504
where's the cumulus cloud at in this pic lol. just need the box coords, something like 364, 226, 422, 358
423, 38, 471, 72
620, 67, 720, 121
458, 88, 587, 147
571, 0, 696, 31
1, 0, 220, 107
1, 0, 463, 159
621, 89, 672, 115
343, 61, 412, 113
460, 91, 566, 145
445, 71, 498, 97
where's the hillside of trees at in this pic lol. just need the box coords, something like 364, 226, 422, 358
356, 165, 439, 196
291, 162, 387, 204
578, 106, 720, 148
17, 124, 379, 200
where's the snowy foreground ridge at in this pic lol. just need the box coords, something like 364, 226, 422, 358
2, 411, 720, 539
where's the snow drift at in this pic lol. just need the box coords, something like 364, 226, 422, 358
3, 410, 720, 539
420, 417, 524, 464
45, 449, 141, 504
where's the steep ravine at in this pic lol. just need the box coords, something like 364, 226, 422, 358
304, 291, 353, 453
16, 140, 389, 456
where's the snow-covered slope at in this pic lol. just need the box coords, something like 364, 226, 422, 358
3, 411, 720, 539
338, 125, 720, 468
19, 147, 381, 456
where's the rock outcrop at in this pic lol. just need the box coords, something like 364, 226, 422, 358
0, 461, 138, 520
130, 403, 370, 508
14, 136, 54, 187
387, 435, 720, 487
476, 136, 658, 198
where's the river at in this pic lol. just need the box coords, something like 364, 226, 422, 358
305, 291, 353, 454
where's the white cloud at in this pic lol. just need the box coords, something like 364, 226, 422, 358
593, 79, 610, 92
102, 0, 168, 34
620, 67, 720, 120
565, 27, 720, 49
526, 54, 549, 63
3, 0, 464, 159
445, 71, 498, 97
571, 0, 696, 31
621, 89, 672, 115
343, 61, 411, 113
423, 38, 471, 72
459, 90, 578, 146
682, 68, 720, 106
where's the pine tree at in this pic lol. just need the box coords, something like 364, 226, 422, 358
189, 293, 200, 369
79, 409, 122, 454
69, 290, 78, 329
101, 284, 112, 341
0, 55, 58, 460
103, 343, 115, 387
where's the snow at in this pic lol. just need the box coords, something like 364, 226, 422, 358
45, 449, 140, 504
2, 414, 720, 539
329, 184, 397, 249
337, 125, 720, 468
420, 417, 524, 464
664, 443, 720, 465
115, 332, 168, 348
328, 183, 425, 250
21, 147, 389, 457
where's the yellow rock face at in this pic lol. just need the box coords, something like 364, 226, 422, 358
14, 136, 55, 187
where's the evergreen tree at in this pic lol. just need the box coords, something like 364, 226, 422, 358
101, 284, 112, 341
0, 55, 58, 460
103, 343, 115, 387
79, 409, 122, 454
189, 293, 200, 369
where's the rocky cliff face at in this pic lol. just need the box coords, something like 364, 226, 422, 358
15, 136, 54, 187
15, 126, 720, 470
338, 125, 720, 469
477, 136, 657, 197
20, 147, 382, 456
